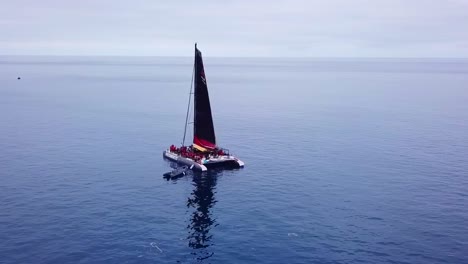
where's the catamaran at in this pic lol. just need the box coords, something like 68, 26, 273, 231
163, 44, 244, 171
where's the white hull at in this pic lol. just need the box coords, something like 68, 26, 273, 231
163, 150, 244, 171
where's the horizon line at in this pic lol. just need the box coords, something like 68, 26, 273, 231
1, 54, 468, 60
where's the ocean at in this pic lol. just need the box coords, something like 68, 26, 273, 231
1, 56, 467, 263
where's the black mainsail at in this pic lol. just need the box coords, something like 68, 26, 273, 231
193, 44, 216, 151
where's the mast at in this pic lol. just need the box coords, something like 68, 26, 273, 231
182, 61, 195, 146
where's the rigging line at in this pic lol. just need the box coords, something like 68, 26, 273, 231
182, 63, 195, 146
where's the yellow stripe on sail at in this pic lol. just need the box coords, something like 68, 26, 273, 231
193, 144, 208, 152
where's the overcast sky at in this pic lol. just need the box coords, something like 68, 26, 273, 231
1, 0, 467, 57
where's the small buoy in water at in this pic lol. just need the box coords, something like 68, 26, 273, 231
17, 77, 21, 80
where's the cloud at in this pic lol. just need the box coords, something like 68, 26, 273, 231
1, 0, 467, 57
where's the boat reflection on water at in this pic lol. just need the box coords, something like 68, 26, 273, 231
186, 170, 219, 262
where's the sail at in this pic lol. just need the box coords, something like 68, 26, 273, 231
193, 44, 216, 151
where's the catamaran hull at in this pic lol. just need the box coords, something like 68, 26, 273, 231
163, 150, 208, 171
163, 150, 244, 171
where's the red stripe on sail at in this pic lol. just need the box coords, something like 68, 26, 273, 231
194, 136, 216, 150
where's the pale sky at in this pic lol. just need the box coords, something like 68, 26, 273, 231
1, 0, 468, 57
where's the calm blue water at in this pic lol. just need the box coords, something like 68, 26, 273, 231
1, 56, 467, 263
